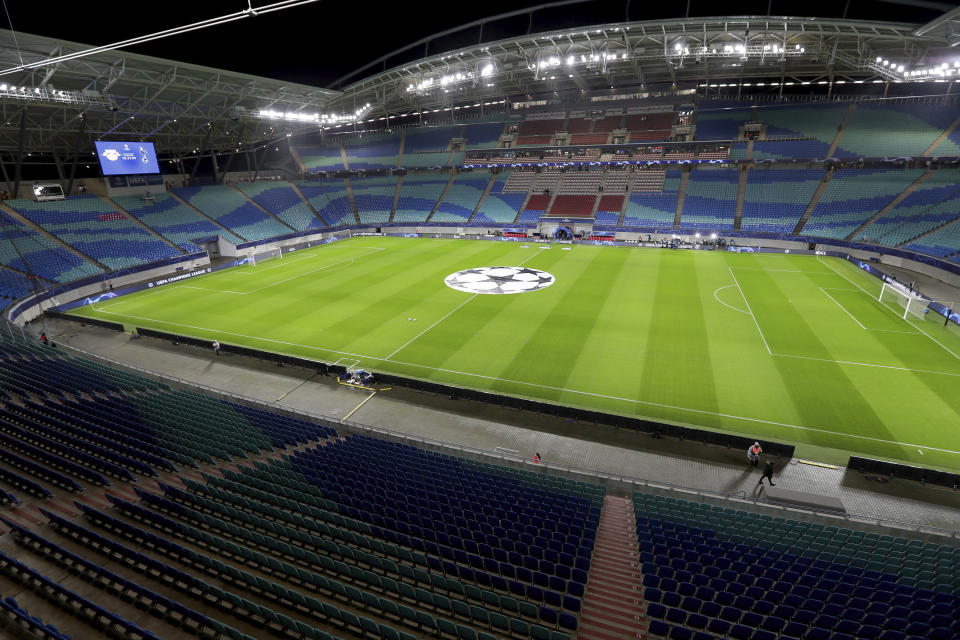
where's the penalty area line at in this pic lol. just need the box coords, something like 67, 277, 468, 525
728, 267, 772, 354
713, 285, 749, 314
818, 256, 960, 362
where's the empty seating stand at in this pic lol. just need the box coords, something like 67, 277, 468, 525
0, 211, 101, 283
547, 196, 595, 218
679, 169, 737, 231
9, 196, 179, 270
343, 133, 402, 170
175, 186, 291, 241
296, 143, 346, 172
351, 176, 399, 225
803, 169, 924, 240
740, 169, 825, 233
516, 117, 563, 146
234, 183, 323, 232
115, 193, 243, 249
634, 491, 960, 640
473, 173, 525, 225
463, 122, 506, 149
297, 180, 355, 227
431, 173, 490, 224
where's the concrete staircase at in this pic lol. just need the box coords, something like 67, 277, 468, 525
289, 182, 329, 227
168, 191, 245, 242
466, 173, 497, 223
396, 130, 406, 169
0, 202, 108, 272
342, 178, 361, 224
673, 170, 690, 229
733, 167, 749, 231
288, 144, 306, 175
846, 168, 937, 242
617, 193, 631, 227
228, 185, 297, 233
578, 495, 646, 640
923, 113, 960, 156
512, 193, 534, 224
896, 205, 960, 249
424, 174, 456, 223
827, 104, 856, 158
793, 169, 833, 235
389, 175, 405, 222
99, 195, 186, 254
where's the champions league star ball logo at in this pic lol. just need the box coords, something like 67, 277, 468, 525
444, 267, 556, 295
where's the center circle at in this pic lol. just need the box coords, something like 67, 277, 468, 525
445, 266, 556, 295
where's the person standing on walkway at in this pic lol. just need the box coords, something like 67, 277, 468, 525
533, 452, 541, 464
758, 460, 776, 486
747, 442, 762, 467
212, 340, 221, 356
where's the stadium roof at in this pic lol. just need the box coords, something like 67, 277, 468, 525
327, 14, 960, 119
0, 28, 340, 155
2, 6, 960, 155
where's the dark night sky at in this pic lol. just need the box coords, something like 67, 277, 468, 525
5, 0, 955, 88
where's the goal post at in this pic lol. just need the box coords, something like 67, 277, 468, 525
244, 247, 282, 267
878, 281, 929, 320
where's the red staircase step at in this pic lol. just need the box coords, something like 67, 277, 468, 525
579, 495, 648, 640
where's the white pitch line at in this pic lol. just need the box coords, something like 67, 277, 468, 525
384, 294, 479, 360
87, 306, 960, 455
731, 267, 832, 274
818, 256, 960, 363
820, 287, 868, 330
819, 287, 919, 334
728, 267, 772, 354
249, 248, 385, 293
380, 247, 545, 360
181, 285, 251, 295
713, 285, 749, 314
771, 352, 960, 378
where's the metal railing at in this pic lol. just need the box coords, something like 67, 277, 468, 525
38, 326, 960, 543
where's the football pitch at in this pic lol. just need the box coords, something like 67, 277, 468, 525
70, 236, 960, 470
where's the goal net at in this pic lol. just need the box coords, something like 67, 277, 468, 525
878, 281, 929, 320
244, 247, 282, 267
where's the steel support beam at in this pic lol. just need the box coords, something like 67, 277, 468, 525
12, 109, 27, 199
65, 116, 87, 196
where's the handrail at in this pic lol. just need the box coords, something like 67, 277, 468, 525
40, 332, 960, 542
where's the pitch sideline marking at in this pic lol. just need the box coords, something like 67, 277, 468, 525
85, 306, 960, 456
87, 307, 960, 458
818, 256, 960, 363
712, 285, 750, 314
819, 287, 921, 334
728, 267, 773, 354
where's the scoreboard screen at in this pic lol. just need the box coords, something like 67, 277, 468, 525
95, 141, 160, 175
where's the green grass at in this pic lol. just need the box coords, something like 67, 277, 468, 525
70, 237, 960, 470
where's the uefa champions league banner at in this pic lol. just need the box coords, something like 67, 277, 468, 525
726, 247, 829, 256
55, 267, 217, 312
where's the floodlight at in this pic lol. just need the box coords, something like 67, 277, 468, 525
480, 63, 494, 77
